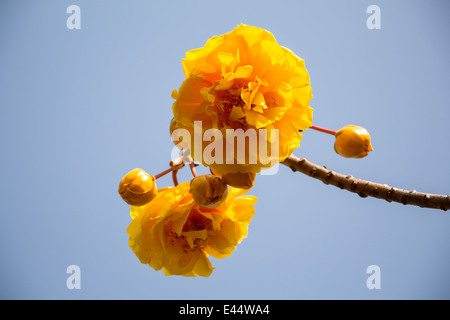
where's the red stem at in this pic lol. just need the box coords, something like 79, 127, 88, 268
172, 170, 179, 186
310, 125, 336, 136
189, 161, 199, 178
154, 162, 184, 179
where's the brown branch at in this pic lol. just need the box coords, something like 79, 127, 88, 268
282, 155, 450, 211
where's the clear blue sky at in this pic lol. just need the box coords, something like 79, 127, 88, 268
1, 0, 449, 299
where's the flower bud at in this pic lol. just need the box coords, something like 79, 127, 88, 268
334, 125, 374, 158
190, 174, 228, 208
221, 172, 256, 189
118, 168, 158, 206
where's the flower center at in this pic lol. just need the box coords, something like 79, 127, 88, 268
203, 74, 272, 131
165, 228, 206, 253
200, 58, 271, 130
214, 80, 249, 130
164, 210, 213, 253
183, 210, 212, 232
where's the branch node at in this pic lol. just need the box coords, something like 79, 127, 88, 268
324, 170, 334, 185
441, 196, 450, 211
421, 194, 430, 208
372, 187, 379, 197
358, 192, 368, 198
386, 187, 395, 203
400, 196, 407, 205
309, 167, 317, 177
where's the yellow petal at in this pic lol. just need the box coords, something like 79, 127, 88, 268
229, 105, 246, 121
217, 51, 234, 65
215, 78, 234, 91
171, 204, 194, 237
235, 24, 277, 48
230, 65, 253, 79
193, 251, 213, 277
190, 63, 217, 77
173, 77, 212, 127
251, 92, 266, 113
130, 205, 144, 220
182, 230, 208, 248
228, 186, 250, 199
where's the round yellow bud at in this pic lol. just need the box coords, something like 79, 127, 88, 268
189, 174, 228, 208
334, 125, 374, 158
221, 172, 256, 189
118, 168, 158, 206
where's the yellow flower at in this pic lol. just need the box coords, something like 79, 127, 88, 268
118, 168, 158, 206
190, 174, 228, 208
171, 24, 313, 174
334, 125, 374, 158
126, 182, 257, 277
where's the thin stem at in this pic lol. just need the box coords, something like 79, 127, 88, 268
170, 152, 189, 167
310, 125, 336, 136
169, 153, 187, 186
282, 155, 450, 211
154, 162, 184, 179
189, 160, 199, 178
172, 169, 179, 186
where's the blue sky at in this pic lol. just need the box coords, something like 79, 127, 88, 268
0, 0, 449, 299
